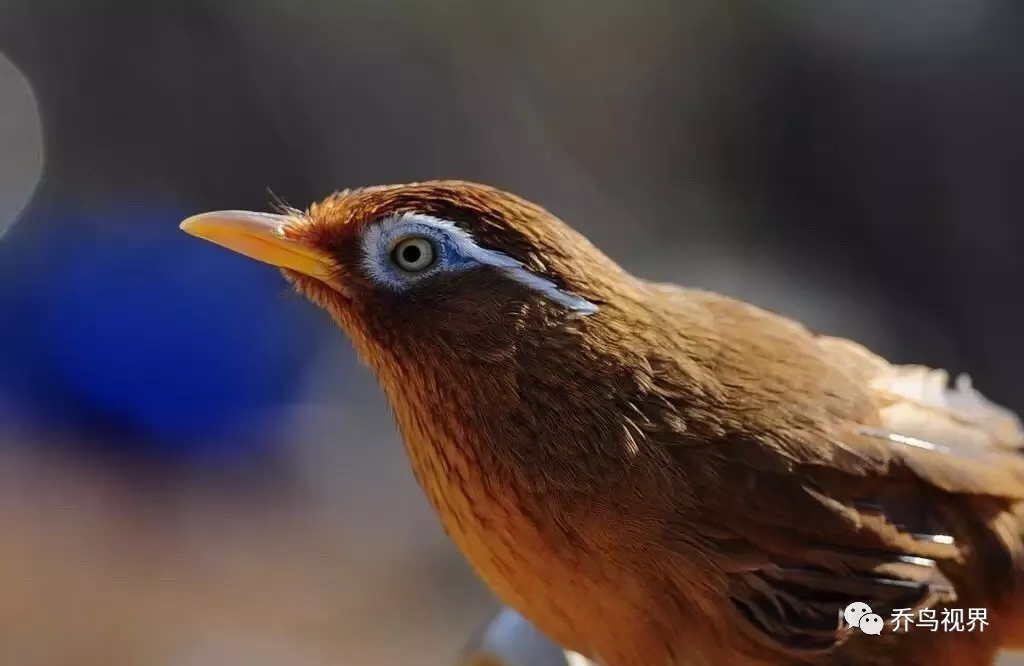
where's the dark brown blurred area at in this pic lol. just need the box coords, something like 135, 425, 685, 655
1, 1, 1023, 664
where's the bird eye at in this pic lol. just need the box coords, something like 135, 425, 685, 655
390, 236, 437, 272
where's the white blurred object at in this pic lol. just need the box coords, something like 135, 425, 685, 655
459, 608, 592, 666
0, 50, 44, 239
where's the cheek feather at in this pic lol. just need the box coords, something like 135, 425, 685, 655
359, 213, 600, 315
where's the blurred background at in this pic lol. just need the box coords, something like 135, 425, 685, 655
1, 1, 1023, 664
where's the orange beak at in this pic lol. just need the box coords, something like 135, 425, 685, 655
179, 210, 335, 282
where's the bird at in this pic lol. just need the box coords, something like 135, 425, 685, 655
180, 181, 1024, 666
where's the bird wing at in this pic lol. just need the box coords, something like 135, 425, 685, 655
654, 288, 1024, 654
681, 428, 967, 654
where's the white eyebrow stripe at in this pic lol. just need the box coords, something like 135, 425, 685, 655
366, 213, 599, 315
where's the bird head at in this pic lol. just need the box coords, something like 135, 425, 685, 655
180, 180, 638, 364
181, 181, 654, 490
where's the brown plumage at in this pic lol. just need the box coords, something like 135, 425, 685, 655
181, 181, 1024, 666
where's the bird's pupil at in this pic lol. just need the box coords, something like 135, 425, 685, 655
402, 245, 422, 264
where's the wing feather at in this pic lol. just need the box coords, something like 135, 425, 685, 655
651, 289, 1024, 655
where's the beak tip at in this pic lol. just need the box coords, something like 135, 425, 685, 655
179, 213, 217, 237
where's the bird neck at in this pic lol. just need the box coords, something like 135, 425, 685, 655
366, 295, 700, 501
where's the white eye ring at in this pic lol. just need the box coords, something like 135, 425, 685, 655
390, 236, 437, 273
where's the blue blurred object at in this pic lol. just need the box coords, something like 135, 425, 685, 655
2, 199, 326, 459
